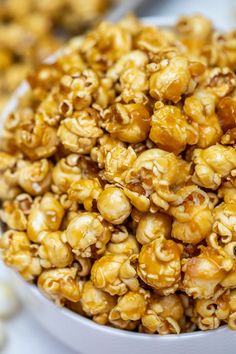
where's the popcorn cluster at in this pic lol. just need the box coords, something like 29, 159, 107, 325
1, 15, 236, 334
0, 0, 109, 112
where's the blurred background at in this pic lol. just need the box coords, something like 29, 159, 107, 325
0, 0, 235, 353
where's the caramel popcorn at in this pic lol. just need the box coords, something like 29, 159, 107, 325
64, 212, 111, 257
1, 15, 236, 335
52, 154, 98, 194
109, 289, 149, 327
97, 187, 132, 224
106, 226, 140, 256
38, 231, 73, 268
0, 0, 110, 113
17, 159, 52, 196
193, 293, 229, 330
170, 187, 214, 244
218, 177, 236, 204
0, 230, 41, 281
80, 280, 116, 325
38, 267, 83, 304
124, 148, 190, 212
192, 145, 236, 190
149, 55, 202, 103
213, 202, 236, 242
27, 193, 65, 243
68, 178, 102, 210
91, 254, 139, 296
104, 103, 151, 144
136, 212, 171, 245
138, 238, 182, 295
141, 293, 184, 334
150, 103, 198, 155
58, 109, 103, 154
182, 247, 233, 299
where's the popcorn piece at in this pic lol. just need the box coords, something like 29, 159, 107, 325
80, 280, 116, 325
192, 145, 236, 190
138, 238, 182, 295
64, 212, 111, 257
0, 231, 41, 281
97, 187, 132, 224
91, 254, 139, 296
38, 267, 83, 304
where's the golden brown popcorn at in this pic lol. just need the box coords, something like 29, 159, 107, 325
64, 212, 111, 257
59, 194, 78, 212
125, 149, 190, 211
14, 113, 59, 160
0, 152, 17, 171
218, 177, 236, 204
68, 178, 102, 211
94, 76, 115, 109
57, 108, 103, 154
104, 103, 151, 144
28, 63, 62, 91
17, 159, 52, 196
220, 262, 236, 290
103, 145, 137, 184
213, 202, 236, 242
136, 212, 172, 245
183, 96, 223, 148
97, 187, 132, 224
106, 226, 139, 256
109, 289, 149, 327
90, 134, 125, 169
149, 103, 198, 154
80, 280, 116, 325
170, 186, 214, 244
141, 293, 184, 334
205, 67, 236, 98
67, 69, 99, 96
193, 293, 229, 330
0, 230, 41, 281
107, 50, 148, 82
0, 152, 20, 201
2, 14, 236, 335
119, 67, 149, 104
182, 247, 233, 299
38, 231, 73, 268
108, 315, 139, 331
149, 55, 202, 103
203, 31, 236, 70
52, 154, 98, 194
0, 193, 32, 230
38, 267, 83, 304
80, 21, 132, 69
176, 15, 212, 54
134, 26, 172, 53
91, 254, 139, 296
228, 293, 236, 329
221, 128, 236, 145
192, 145, 236, 190
138, 238, 183, 295
217, 96, 236, 134
27, 193, 65, 243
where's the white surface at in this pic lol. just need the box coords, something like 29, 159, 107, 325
0, 1, 235, 353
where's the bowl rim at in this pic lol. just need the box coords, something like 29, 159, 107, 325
21, 274, 229, 340
1, 15, 233, 340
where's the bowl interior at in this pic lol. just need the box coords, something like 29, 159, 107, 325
0, 16, 233, 349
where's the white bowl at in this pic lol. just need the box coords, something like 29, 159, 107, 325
2, 16, 236, 354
